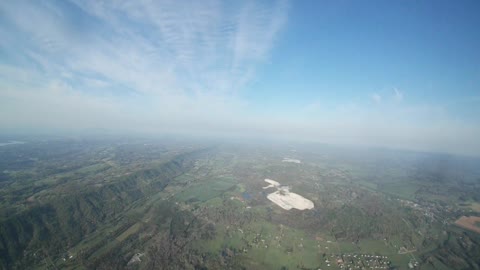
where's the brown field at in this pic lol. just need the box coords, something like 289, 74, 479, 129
455, 216, 480, 234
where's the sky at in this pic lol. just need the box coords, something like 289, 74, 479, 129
0, 0, 479, 155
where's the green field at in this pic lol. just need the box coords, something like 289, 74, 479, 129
1, 139, 480, 269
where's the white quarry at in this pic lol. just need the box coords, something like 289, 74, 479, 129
282, 158, 301, 163
263, 179, 314, 210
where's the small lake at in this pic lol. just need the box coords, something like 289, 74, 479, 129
242, 192, 252, 200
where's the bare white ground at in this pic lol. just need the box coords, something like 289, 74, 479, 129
263, 178, 280, 189
282, 158, 301, 163
263, 179, 314, 210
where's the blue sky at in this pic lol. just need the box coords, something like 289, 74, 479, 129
0, 0, 479, 155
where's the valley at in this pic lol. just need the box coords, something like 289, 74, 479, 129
0, 138, 479, 269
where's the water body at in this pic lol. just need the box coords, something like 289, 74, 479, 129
0, 141, 25, 147
242, 192, 252, 200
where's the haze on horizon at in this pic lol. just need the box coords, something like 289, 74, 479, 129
1, 0, 479, 156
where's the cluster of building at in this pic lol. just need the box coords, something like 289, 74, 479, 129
323, 253, 391, 269
397, 199, 436, 220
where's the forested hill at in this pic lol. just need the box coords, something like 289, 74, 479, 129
0, 141, 209, 269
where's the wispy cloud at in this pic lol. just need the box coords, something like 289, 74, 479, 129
68, 0, 287, 95
0, 0, 289, 132
1, 1, 479, 156
371, 93, 382, 104
393, 88, 403, 102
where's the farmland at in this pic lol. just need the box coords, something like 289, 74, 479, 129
0, 137, 479, 269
